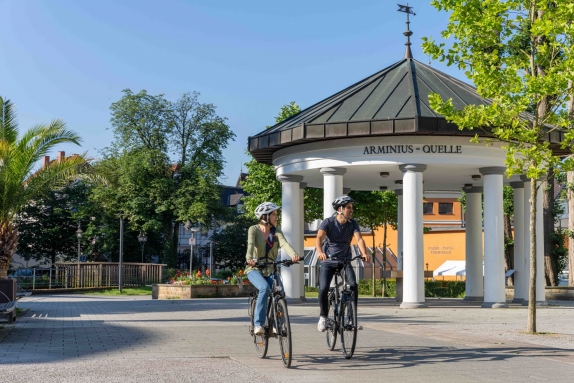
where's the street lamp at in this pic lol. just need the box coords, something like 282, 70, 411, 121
184, 221, 199, 273
76, 223, 83, 261
138, 233, 148, 263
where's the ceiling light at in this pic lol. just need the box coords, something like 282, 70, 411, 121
395, 180, 402, 185
472, 175, 481, 181
379, 186, 388, 190
380, 172, 390, 178
464, 184, 473, 189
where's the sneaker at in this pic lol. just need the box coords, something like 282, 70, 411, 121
254, 326, 265, 335
317, 316, 327, 332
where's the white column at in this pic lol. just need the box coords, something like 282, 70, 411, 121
399, 164, 427, 309
522, 176, 531, 304
535, 184, 547, 305
480, 167, 508, 308
321, 168, 346, 219
299, 182, 307, 301
277, 174, 304, 303
510, 181, 525, 302
396, 190, 404, 271
463, 187, 484, 301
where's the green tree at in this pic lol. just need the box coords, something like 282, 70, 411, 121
423, 1, 574, 332
351, 190, 398, 297
16, 182, 91, 266
97, 90, 235, 267
0, 97, 89, 277
243, 102, 323, 223
211, 214, 258, 271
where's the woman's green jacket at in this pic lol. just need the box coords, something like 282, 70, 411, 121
245, 225, 298, 277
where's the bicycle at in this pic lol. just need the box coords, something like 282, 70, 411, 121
325, 255, 362, 359
247, 258, 297, 368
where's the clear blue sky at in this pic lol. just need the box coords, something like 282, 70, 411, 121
0, 0, 463, 186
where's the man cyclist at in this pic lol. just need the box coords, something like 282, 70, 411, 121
315, 195, 370, 332
246, 202, 300, 336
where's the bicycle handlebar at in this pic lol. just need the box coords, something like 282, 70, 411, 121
246, 258, 303, 269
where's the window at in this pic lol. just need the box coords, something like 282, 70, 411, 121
423, 203, 433, 214
439, 202, 453, 214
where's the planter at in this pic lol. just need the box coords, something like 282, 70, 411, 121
152, 283, 257, 299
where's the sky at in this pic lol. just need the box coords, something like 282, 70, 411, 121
0, 0, 465, 186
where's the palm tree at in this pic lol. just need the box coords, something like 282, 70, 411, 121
0, 96, 89, 278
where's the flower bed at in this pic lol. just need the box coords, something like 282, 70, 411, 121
152, 281, 256, 299
154, 269, 255, 299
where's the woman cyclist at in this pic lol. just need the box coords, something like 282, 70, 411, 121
246, 202, 300, 336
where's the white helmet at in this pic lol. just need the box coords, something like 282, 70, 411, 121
254, 202, 281, 219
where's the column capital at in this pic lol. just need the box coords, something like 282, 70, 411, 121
399, 164, 426, 173
479, 166, 506, 175
343, 187, 351, 195
510, 181, 524, 189
395, 189, 403, 196
320, 167, 346, 176
464, 186, 483, 193
277, 174, 303, 183
299, 182, 307, 189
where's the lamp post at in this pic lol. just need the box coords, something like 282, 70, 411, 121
76, 223, 83, 261
184, 221, 198, 274
119, 215, 124, 293
138, 233, 148, 263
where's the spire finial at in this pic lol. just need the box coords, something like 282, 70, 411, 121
397, 3, 416, 59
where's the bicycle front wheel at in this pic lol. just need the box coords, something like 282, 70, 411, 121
340, 296, 357, 359
276, 299, 292, 368
326, 290, 337, 351
251, 297, 268, 358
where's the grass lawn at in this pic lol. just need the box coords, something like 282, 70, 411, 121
74, 286, 153, 296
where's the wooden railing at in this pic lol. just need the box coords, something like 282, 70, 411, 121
13, 263, 166, 290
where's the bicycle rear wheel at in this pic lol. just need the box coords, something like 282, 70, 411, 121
326, 290, 337, 351
251, 297, 268, 358
276, 299, 292, 368
340, 296, 357, 359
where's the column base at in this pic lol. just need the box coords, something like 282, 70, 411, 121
400, 302, 427, 309
521, 300, 547, 307
286, 297, 307, 305
463, 296, 484, 302
481, 301, 509, 308
511, 298, 525, 303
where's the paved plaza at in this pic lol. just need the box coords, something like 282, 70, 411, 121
1, 295, 574, 382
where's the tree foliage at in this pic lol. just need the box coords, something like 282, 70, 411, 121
423, 0, 574, 332
0, 96, 91, 277
351, 190, 398, 296
211, 214, 258, 271
242, 102, 323, 222
92, 89, 235, 267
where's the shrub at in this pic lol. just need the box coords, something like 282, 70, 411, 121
357, 279, 466, 298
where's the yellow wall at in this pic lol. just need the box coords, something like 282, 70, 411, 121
305, 226, 486, 275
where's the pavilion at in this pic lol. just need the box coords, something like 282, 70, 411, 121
247, 11, 564, 308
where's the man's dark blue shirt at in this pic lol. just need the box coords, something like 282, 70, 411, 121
319, 215, 360, 263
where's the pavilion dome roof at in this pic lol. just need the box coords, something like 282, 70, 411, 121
248, 58, 565, 164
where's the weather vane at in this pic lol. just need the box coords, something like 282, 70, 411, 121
397, 3, 416, 59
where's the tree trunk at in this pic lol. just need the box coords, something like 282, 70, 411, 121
382, 221, 388, 298
543, 171, 557, 286
503, 214, 514, 286
0, 223, 19, 278
569, 170, 574, 287
527, 178, 537, 333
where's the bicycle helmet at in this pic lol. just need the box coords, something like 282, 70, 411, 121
332, 195, 354, 211
254, 202, 281, 219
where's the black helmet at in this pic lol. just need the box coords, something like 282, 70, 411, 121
332, 195, 354, 211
